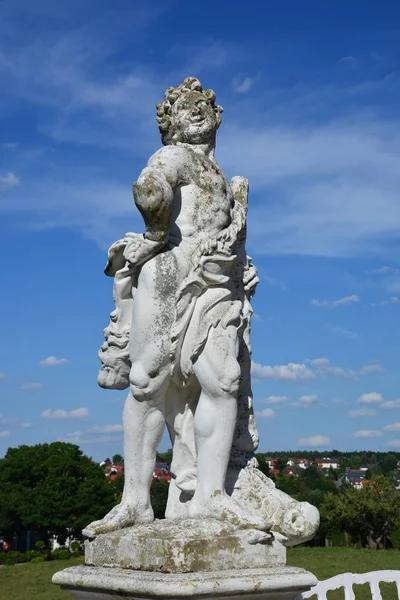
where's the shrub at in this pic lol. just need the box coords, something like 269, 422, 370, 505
51, 548, 71, 560
31, 556, 46, 563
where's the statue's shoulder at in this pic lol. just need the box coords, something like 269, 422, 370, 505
148, 145, 191, 168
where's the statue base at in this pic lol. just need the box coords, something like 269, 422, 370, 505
83, 518, 285, 572
53, 520, 316, 599
52, 565, 317, 600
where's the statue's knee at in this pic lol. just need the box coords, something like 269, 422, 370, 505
129, 363, 152, 400
220, 357, 241, 395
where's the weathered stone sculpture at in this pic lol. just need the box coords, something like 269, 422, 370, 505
53, 77, 318, 600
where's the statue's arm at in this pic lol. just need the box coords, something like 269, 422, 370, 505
123, 147, 185, 266
133, 147, 183, 244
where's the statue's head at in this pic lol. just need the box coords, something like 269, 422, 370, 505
156, 77, 223, 146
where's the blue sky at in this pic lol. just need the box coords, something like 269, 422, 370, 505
1, 0, 400, 461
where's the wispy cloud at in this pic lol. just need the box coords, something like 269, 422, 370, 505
383, 423, 400, 432
299, 395, 318, 405
88, 424, 123, 433
359, 392, 383, 404
21, 382, 43, 390
41, 407, 88, 419
252, 361, 314, 381
0, 430, 11, 438
311, 295, 359, 308
354, 429, 382, 438
298, 434, 330, 447
371, 296, 400, 307
0, 372, 7, 380
264, 395, 288, 404
0, 172, 19, 189
381, 400, 400, 409
347, 408, 376, 417
323, 323, 359, 340
367, 266, 399, 275
386, 440, 400, 448
39, 356, 69, 367
254, 408, 275, 419
232, 75, 258, 94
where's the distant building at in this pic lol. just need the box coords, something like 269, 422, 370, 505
153, 462, 172, 482
344, 470, 365, 489
315, 458, 340, 470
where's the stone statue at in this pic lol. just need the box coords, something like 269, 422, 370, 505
82, 77, 319, 547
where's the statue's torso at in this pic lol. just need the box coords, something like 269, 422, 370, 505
168, 150, 233, 246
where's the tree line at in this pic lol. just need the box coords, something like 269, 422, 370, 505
1, 443, 399, 550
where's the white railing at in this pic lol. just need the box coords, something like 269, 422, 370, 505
295, 570, 400, 600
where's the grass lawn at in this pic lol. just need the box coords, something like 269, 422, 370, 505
0, 549, 399, 600
0, 557, 83, 600
288, 547, 400, 599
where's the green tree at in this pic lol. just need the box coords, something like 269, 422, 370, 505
0, 443, 116, 543
321, 477, 400, 549
254, 453, 270, 477
112, 454, 123, 465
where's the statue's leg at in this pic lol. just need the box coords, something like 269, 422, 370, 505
164, 380, 200, 519
83, 253, 178, 538
189, 322, 267, 530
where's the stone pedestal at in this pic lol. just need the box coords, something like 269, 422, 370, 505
53, 520, 316, 600
53, 564, 317, 600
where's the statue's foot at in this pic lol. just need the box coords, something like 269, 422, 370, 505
188, 491, 267, 531
82, 502, 154, 539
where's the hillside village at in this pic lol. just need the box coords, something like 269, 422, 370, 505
100, 453, 400, 490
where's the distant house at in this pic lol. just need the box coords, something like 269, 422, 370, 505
315, 458, 340, 470
297, 458, 310, 470
264, 457, 279, 469
153, 462, 172, 482
360, 463, 377, 472
344, 470, 365, 489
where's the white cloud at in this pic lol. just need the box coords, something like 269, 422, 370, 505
354, 429, 382, 438
358, 364, 385, 374
347, 408, 376, 417
20, 422, 32, 428
323, 323, 359, 340
264, 395, 288, 405
254, 408, 275, 419
62, 430, 120, 445
0, 430, 11, 438
359, 392, 383, 404
88, 424, 123, 433
21, 382, 43, 390
299, 395, 318, 405
371, 296, 400, 307
383, 423, 400, 432
311, 295, 359, 308
0, 372, 7, 379
219, 110, 400, 258
251, 361, 314, 381
338, 56, 358, 70
298, 435, 330, 447
0, 171, 19, 189
386, 440, 400, 448
232, 75, 258, 94
41, 407, 88, 419
367, 265, 399, 275
253, 357, 384, 383
39, 355, 69, 367
381, 400, 400, 409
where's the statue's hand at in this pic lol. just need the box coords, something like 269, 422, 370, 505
243, 261, 259, 294
123, 233, 163, 266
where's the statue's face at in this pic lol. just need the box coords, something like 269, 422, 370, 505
172, 91, 219, 145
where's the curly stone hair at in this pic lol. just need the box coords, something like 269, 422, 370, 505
156, 76, 224, 145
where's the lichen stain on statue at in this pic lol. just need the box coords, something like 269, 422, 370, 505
86, 76, 319, 548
